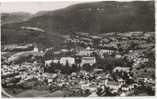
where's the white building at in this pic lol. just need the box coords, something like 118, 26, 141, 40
88, 92, 98, 97
80, 57, 96, 67
113, 66, 130, 73
105, 80, 122, 90
60, 57, 75, 66
76, 50, 94, 56
97, 49, 115, 58
45, 59, 60, 67
45, 60, 53, 67
33, 47, 39, 52
115, 54, 122, 59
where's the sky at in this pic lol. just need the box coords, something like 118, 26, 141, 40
1, 0, 146, 14
1, 1, 94, 14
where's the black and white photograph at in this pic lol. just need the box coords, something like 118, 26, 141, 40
1, 0, 155, 97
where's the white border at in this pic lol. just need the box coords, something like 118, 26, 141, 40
0, 0, 154, 2
0, 0, 156, 99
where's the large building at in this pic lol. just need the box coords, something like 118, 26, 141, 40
80, 57, 96, 67
60, 57, 75, 66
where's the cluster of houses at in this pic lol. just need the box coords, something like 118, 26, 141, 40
1, 31, 155, 97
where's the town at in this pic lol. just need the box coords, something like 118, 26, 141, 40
1, 31, 155, 97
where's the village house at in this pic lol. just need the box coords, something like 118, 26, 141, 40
117, 32, 132, 37
100, 38, 111, 44
71, 39, 80, 43
76, 49, 94, 56
131, 31, 144, 37
45, 60, 57, 67
113, 67, 130, 73
138, 43, 154, 49
60, 57, 75, 66
121, 84, 135, 92
80, 57, 96, 67
53, 51, 62, 55
101, 49, 115, 55
144, 32, 154, 37
105, 80, 122, 90
134, 57, 149, 64
95, 49, 115, 58
115, 54, 122, 59
33, 46, 39, 52
103, 43, 117, 50
79, 37, 92, 42
120, 90, 135, 96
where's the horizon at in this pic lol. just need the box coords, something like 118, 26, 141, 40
1, 0, 152, 14
1, 1, 97, 14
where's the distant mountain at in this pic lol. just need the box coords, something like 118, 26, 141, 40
1, 1, 155, 47
33, 11, 50, 17
1, 12, 32, 25
23, 1, 155, 33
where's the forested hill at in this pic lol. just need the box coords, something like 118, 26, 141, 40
1, 1, 155, 46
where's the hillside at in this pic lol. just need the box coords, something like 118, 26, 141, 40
22, 1, 155, 33
1, 1, 155, 47
1, 12, 33, 25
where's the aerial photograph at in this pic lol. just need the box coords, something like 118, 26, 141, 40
1, 0, 155, 97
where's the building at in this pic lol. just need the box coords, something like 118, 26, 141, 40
105, 80, 122, 90
76, 50, 94, 56
60, 57, 75, 66
97, 49, 115, 57
121, 84, 135, 92
113, 67, 130, 73
88, 91, 98, 97
80, 57, 96, 67
103, 43, 117, 50
100, 38, 110, 44
115, 54, 122, 59
33, 47, 39, 52
45, 60, 54, 67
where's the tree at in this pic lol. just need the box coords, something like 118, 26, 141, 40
84, 89, 91, 96
96, 87, 103, 96
104, 87, 113, 96
43, 48, 54, 60
146, 86, 155, 96
61, 60, 72, 74
75, 56, 81, 65
82, 63, 91, 71
56, 61, 62, 70
71, 64, 78, 72
129, 42, 138, 50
